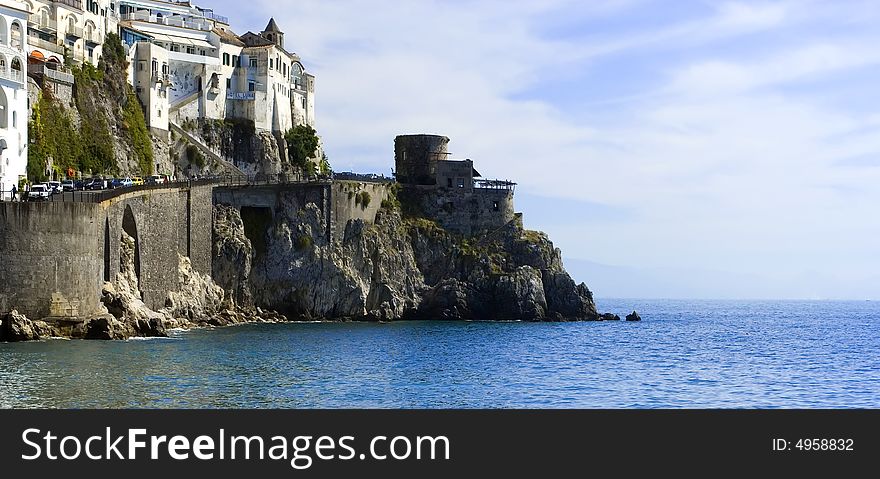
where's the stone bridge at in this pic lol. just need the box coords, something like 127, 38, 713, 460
0, 183, 213, 320
0, 176, 394, 321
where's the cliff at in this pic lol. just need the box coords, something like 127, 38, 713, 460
27, 34, 170, 180
213, 200, 598, 322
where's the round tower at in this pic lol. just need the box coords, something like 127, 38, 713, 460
394, 134, 450, 185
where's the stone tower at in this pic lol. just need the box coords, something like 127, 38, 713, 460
394, 135, 450, 185
261, 18, 284, 49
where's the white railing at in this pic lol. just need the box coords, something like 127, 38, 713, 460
27, 35, 64, 54
28, 15, 57, 32
0, 68, 24, 84
121, 12, 214, 31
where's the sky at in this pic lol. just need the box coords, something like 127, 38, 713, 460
210, 0, 880, 300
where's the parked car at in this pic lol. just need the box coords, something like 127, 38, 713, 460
74, 180, 85, 190
47, 181, 62, 195
62, 180, 75, 192
88, 178, 107, 190
132, 176, 144, 186
120, 177, 134, 188
147, 175, 167, 185
28, 184, 51, 201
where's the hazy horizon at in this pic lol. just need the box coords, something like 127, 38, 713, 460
210, 0, 880, 300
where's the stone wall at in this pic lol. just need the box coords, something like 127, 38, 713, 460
401, 185, 515, 236
0, 185, 214, 319
394, 134, 449, 185
0, 202, 104, 319
330, 181, 391, 241
103, 185, 214, 310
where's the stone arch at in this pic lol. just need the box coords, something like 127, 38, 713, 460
122, 204, 142, 287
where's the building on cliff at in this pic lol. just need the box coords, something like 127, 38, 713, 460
0, 1, 28, 197
394, 134, 518, 236
12, 0, 316, 141
113, 2, 315, 136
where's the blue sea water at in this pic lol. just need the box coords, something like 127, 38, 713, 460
1, 299, 878, 408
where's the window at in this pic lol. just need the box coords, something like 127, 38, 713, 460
269, 58, 273, 69
138, 61, 144, 71
456, 178, 465, 188
12, 111, 16, 128
186, 46, 195, 55
232, 55, 238, 67
250, 58, 257, 68
223, 53, 230, 65
493, 201, 499, 212
248, 81, 255, 92
226, 78, 231, 89
447, 178, 453, 188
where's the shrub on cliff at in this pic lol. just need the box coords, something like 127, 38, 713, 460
284, 124, 320, 173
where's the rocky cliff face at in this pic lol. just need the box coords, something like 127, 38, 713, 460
213, 203, 598, 321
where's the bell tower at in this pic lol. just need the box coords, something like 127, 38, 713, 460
261, 17, 284, 49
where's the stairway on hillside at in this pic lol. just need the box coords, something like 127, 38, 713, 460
169, 120, 247, 179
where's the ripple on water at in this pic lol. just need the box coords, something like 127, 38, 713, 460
1, 299, 879, 408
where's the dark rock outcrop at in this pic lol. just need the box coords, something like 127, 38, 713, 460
0, 310, 55, 342
626, 311, 642, 322
213, 203, 602, 321
599, 313, 621, 321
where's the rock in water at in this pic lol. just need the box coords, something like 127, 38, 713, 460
0, 310, 54, 342
626, 311, 642, 322
599, 313, 621, 321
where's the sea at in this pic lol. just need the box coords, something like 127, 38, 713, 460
1, 299, 878, 408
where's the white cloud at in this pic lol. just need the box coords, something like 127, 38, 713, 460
220, 0, 880, 297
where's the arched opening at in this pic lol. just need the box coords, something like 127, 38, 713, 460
0, 17, 7, 47
10, 57, 21, 81
67, 16, 77, 35
0, 87, 8, 129
39, 9, 50, 28
104, 217, 111, 282
84, 21, 95, 41
0, 54, 7, 76
10, 21, 22, 50
121, 205, 141, 289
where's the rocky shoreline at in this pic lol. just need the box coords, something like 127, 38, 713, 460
1, 203, 638, 343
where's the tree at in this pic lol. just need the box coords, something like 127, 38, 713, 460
284, 124, 320, 172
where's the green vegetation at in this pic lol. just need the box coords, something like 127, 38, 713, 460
380, 183, 401, 211
186, 144, 205, 168
319, 153, 332, 175
27, 32, 154, 179
122, 92, 154, 175
295, 234, 314, 251
284, 124, 320, 174
358, 191, 372, 209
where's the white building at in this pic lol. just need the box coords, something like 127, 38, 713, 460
21, 0, 119, 65
0, 1, 28, 197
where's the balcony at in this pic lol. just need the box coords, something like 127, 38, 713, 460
121, 12, 214, 32
151, 71, 172, 86
65, 26, 83, 39
227, 91, 255, 101
55, 0, 84, 10
83, 28, 102, 44
28, 63, 75, 84
27, 35, 64, 55
29, 15, 58, 32
0, 68, 24, 85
